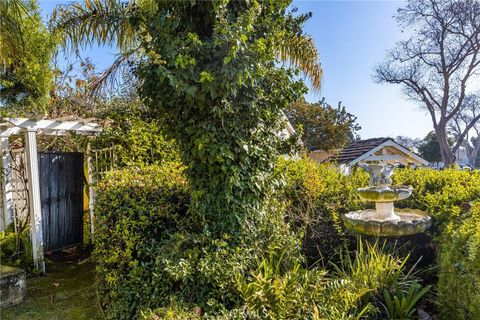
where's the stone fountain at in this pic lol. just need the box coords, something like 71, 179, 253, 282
343, 162, 431, 236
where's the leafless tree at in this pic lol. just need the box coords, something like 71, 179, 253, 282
394, 135, 422, 152
450, 95, 480, 167
375, 0, 480, 166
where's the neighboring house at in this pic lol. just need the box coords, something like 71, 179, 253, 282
308, 137, 429, 174
455, 146, 470, 166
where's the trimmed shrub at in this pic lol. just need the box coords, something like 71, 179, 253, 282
437, 201, 480, 319
94, 163, 301, 319
93, 163, 191, 319
392, 168, 480, 227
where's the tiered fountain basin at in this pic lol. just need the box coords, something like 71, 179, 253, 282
343, 208, 431, 237
343, 162, 432, 237
356, 185, 413, 202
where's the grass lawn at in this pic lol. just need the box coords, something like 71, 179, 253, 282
1, 259, 102, 320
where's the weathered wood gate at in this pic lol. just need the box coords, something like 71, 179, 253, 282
39, 152, 84, 252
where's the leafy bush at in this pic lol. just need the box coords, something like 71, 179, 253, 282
94, 163, 191, 319
278, 158, 368, 265
392, 168, 480, 227
94, 164, 301, 319
0, 228, 34, 272
92, 99, 180, 168
436, 201, 480, 319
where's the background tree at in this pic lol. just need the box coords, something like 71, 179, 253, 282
0, 0, 56, 114
285, 97, 360, 151
394, 135, 421, 152
449, 95, 480, 167
418, 131, 453, 164
375, 0, 480, 166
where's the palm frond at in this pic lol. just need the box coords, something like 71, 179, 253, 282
88, 48, 138, 97
50, 0, 137, 53
0, 0, 31, 68
277, 32, 323, 91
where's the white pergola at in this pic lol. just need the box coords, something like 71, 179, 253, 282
0, 118, 101, 273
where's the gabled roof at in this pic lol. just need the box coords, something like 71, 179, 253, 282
336, 137, 390, 164
330, 137, 429, 166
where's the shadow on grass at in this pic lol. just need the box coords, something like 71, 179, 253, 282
1, 259, 101, 320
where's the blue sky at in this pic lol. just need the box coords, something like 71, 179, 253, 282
39, 0, 433, 140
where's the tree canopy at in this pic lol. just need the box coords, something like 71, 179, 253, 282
0, 0, 56, 115
418, 131, 453, 164
285, 97, 360, 151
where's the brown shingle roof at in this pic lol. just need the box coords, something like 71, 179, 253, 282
335, 137, 391, 164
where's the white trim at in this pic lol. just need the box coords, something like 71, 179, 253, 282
348, 140, 429, 167
25, 130, 45, 274
364, 155, 404, 162
1, 118, 101, 137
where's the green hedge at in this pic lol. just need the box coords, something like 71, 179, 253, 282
94, 163, 300, 319
0, 228, 33, 271
437, 201, 480, 319
93, 163, 191, 319
279, 158, 369, 265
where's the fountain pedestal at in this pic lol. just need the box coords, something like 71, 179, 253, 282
343, 163, 431, 237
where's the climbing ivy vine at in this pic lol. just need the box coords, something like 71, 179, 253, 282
135, 1, 307, 237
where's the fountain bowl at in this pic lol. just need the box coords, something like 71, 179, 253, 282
356, 185, 413, 202
342, 208, 432, 237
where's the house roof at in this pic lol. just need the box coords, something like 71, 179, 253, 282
336, 137, 391, 164
325, 137, 429, 166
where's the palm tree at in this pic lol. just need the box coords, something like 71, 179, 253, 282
50, 0, 323, 92
0, 0, 30, 70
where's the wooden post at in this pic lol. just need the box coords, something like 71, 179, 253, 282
24, 129, 45, 274
86, 142, 95, 239
1, 136, 14, 231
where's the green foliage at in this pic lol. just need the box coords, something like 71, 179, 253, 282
382, 283, 431, 320
278, 158, 368, 265
0, 228, 33, 272
92, 98, 180, 167
236, 251, 328, 320
93, 164, 190, 319
417, 131, 453, 164
135, 1, 308, 238
0, 0, 56, 114
284, 97, 361, 151
436, 201, 480, 319
235, 241, 426, 320
392, 167, 480, 227
94, 164, 301, 319
332, 241, 413, 309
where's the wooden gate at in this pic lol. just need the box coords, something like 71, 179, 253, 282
39, 152, 84, 252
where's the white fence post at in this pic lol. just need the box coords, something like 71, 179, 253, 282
24, 129, 45, 274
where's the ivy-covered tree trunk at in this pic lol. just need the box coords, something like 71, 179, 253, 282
136, 1, 305, 237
